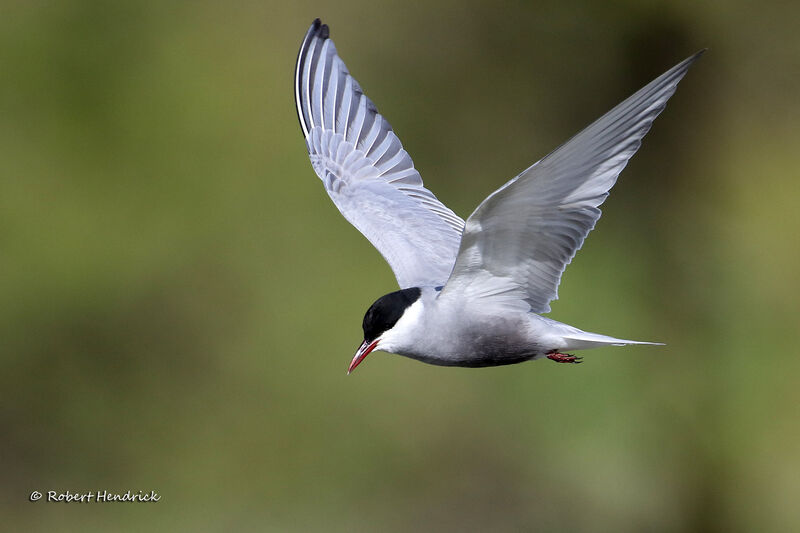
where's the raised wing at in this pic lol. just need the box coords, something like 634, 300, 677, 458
295, 19, 464, 289
440, 51, 704, 313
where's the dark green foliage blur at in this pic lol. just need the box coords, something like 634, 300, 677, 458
2, 1, 798, 531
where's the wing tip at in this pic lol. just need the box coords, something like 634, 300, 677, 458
686, 48, 707, 65
308, 18, 329, 40
676, 48, 706, 73
295, 18, 332, 139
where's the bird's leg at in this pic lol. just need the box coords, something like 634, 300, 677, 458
547, 351, 583, 364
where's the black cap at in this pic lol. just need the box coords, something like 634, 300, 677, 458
362, 288, 422, 342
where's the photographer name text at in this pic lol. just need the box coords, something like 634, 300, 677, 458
29, 490, 160, 503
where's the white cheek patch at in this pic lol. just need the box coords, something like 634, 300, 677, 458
379, 298, 424, 353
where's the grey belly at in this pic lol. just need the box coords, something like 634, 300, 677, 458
403, 320, 545, 368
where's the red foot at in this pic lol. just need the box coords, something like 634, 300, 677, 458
547, 351, 583, 364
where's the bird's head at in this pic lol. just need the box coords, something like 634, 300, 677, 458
348, 287, 422, 374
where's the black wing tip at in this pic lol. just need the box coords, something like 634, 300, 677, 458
309, 18, 329, 40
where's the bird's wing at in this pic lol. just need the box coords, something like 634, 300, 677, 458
439, 51, 703, 313
295, 19, 464, 289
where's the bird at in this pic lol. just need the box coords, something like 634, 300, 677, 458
294, 18, 702, 374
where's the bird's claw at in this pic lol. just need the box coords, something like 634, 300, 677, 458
547, 352, 583, 364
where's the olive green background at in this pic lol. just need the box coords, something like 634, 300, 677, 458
2, 1, 798, 531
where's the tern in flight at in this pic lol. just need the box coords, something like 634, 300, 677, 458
294, 19, 702, 373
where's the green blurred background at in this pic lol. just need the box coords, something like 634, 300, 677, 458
2, 0, 798, 531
